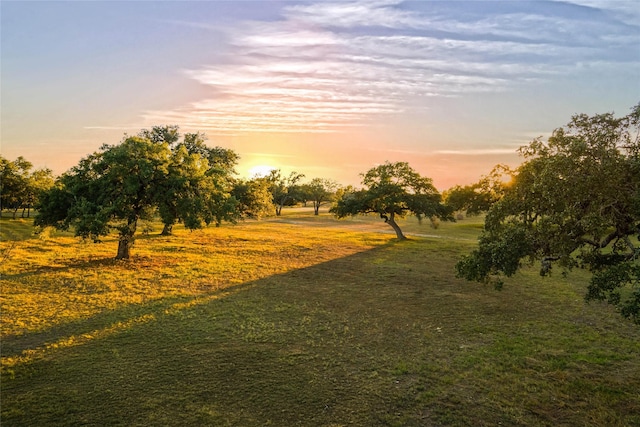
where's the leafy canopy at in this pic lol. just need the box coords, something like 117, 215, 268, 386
35, 127, 239, 259
1, 155, 54, 218
156, 131, 239, 235
331, 161, 453, 239
266, 169, 305, 216
445, 164, 513, 216
231, 177, 274, 220
456, 104, 640, 323
300, 178, 339, 215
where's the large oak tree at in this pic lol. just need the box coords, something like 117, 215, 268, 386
456, 105, 640, 323
35, 127, 239, 259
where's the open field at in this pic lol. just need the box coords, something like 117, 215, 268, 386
1, 209, 639, 426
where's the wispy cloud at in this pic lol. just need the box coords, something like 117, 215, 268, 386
142, 1, 639, 135
559, 0, 640, 26
435, 148, 520, 156
83, 126, 143, 131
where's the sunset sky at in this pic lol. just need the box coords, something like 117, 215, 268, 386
2, 0, 639, 189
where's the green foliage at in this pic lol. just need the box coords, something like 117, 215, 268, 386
179, 131, 239, 174
300, 178, 339, 215
444, 164, 512, 216
587, 262, 640, 321
457, 104, 640, 323
0, 155, 54, 218
232, 177, 274, 220
36, 137, 173, 256
156, 131, 239, 235
137, 125, 180, 145
266, 169, 305, 216
35, 126, 239, 259
455, 221, 532, 289
331, 161, 453, 239
1, 156, 31, 214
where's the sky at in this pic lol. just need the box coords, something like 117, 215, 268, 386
2, 0, 639, 190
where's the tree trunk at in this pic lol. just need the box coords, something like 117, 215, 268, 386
116, 218, 137, 259
385, 212, 406, 240
161, 223, 173, 236
314, 202, 320, 215
116, 238, 133, 260
275, 204, 283, 216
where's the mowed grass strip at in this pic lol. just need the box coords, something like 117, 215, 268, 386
1, 212, 639, 426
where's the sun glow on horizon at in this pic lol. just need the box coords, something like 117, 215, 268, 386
247, 164, 277, 178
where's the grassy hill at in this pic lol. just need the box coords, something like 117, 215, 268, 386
1, 209, 639, 426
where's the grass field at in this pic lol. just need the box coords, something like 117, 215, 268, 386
1, 209, 639, 426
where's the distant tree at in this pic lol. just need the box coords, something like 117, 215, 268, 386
36, 128, 239, 259
445, 164, 513, 216
331, 161, 453, 239
297, 184, 311, 207
0, 156, 54, 218
232, 177, 274, 220
1, 155, 30, 217
24, 167, 55, 218
266, 169, 305, 216
443, 185, 475, 216
456, 104, 640, 323
334, 185, 356, 201
302, 178, 339, 215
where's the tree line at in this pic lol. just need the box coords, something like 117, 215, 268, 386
15, 127, 339, 259
2, 104, 638, 323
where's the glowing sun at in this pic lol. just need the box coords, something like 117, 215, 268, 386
248, 164, 276, 178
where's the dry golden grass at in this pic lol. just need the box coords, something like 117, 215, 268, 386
1, 215, 390, 339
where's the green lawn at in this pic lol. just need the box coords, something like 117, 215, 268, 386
1, 209, 639, 426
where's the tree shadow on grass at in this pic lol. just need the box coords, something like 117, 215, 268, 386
1, 295, 198, 357
1, 241, 400, 366
2, 242, 430, 424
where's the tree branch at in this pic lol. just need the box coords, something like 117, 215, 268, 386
580, 230, 620, 248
